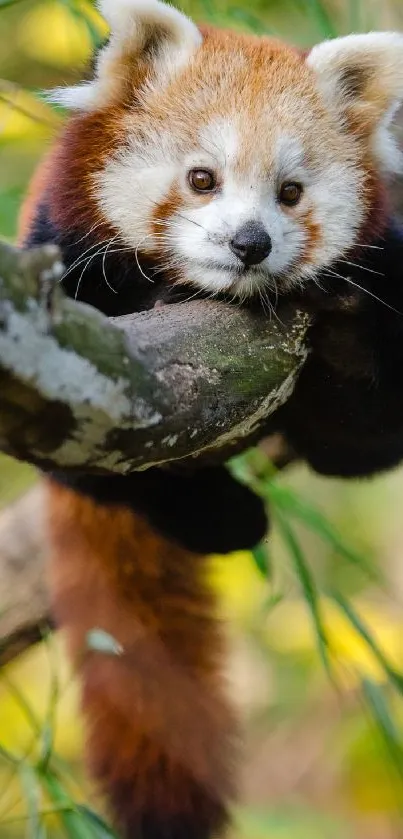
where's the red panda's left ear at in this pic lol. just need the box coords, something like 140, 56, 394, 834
49, 0, 202, 111
307, 33, 403, 172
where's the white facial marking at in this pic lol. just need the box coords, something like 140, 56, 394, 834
276, 136, 306, 180
94, 29, 403, 301
97, 111, 366, 300
53, 16, 403, 301
170, 122, 310, 294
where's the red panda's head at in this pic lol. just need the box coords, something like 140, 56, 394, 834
51, 1, 403, 300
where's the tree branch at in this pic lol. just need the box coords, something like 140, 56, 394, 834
0, 239, 310, 666
0, 241, 309, 473
0, 486, 49, 667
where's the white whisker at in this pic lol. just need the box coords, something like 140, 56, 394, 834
353, 244, 384, 251
322, 268, 402, 316
339, 259, 384, 277
102, 235, 119, 295
61, 238, 114, 283
74, 243, 111, 300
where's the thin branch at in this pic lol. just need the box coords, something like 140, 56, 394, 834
0, 486, 50, 667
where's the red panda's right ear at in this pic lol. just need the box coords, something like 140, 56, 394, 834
49, 0, 202, 111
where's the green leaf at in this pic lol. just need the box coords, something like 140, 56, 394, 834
331, 591, 403, 694
77, 806, 119, 838
38, 770, 94, 839
232, 453, 375, 584
261, 590, 284, 616
266, 483, 377, 581
362, 678, 403, 781
19, 764, 43, 839
274, 511, 333, 678
251, 543, 271, 578
39, 723, 54, 773
38, 630, 60, 771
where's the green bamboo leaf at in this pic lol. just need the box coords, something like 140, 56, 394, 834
261, 591, 284, 616
77, 806, 119, 838
331, 591, 403, 694
39, 723, 54, 773
39, 770, 95, 839
39, 631, 60, 771
19, 764, 43, 839
274, 511, 333, 677
251, 543, 271, 578
362, 678, 403, 780
266, 483, 377, 581
233, 454, 375, 582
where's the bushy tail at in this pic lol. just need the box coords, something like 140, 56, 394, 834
46, 480, 237, 839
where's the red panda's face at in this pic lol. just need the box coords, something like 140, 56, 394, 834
53, 2, 403, 300
95, 78, 364, 299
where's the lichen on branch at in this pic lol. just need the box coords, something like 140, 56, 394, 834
0, 240, 310, 474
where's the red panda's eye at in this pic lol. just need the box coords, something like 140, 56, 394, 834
188, 169, 216, 193
279, 182, 303, 207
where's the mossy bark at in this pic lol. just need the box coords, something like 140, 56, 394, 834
0, 241, 310, 474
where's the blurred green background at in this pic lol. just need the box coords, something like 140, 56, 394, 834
2, 1, 403, 837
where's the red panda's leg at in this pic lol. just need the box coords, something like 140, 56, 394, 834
46, 480, 237, 839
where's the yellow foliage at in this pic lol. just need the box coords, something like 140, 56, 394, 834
0, 91, 56, 141
210, 552, 403, 687
0, 639, 81, 759
209, 551, 267, 619
17, 1, 107, 68
267, 598, 403, 686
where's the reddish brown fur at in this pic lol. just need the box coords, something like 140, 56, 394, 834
21, 23, 393, 839
46, 111, 125, 234
151, 183, 183, 237
20, 26, 388, 263
356, 162, 389, 245
18, 153, 54, 243
46, 480, 236, 836
20, 109, 129, 245
300, 209, 322, 265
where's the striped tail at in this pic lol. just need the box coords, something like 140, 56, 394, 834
46, 480, 237, 839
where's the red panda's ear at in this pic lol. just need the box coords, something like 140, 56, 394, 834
307, 33, 403, 172
49, 0, 202, 111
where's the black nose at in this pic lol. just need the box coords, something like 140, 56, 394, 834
229, 222, 272, 267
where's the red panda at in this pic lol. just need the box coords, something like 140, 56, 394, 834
19, 2, 403, 837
